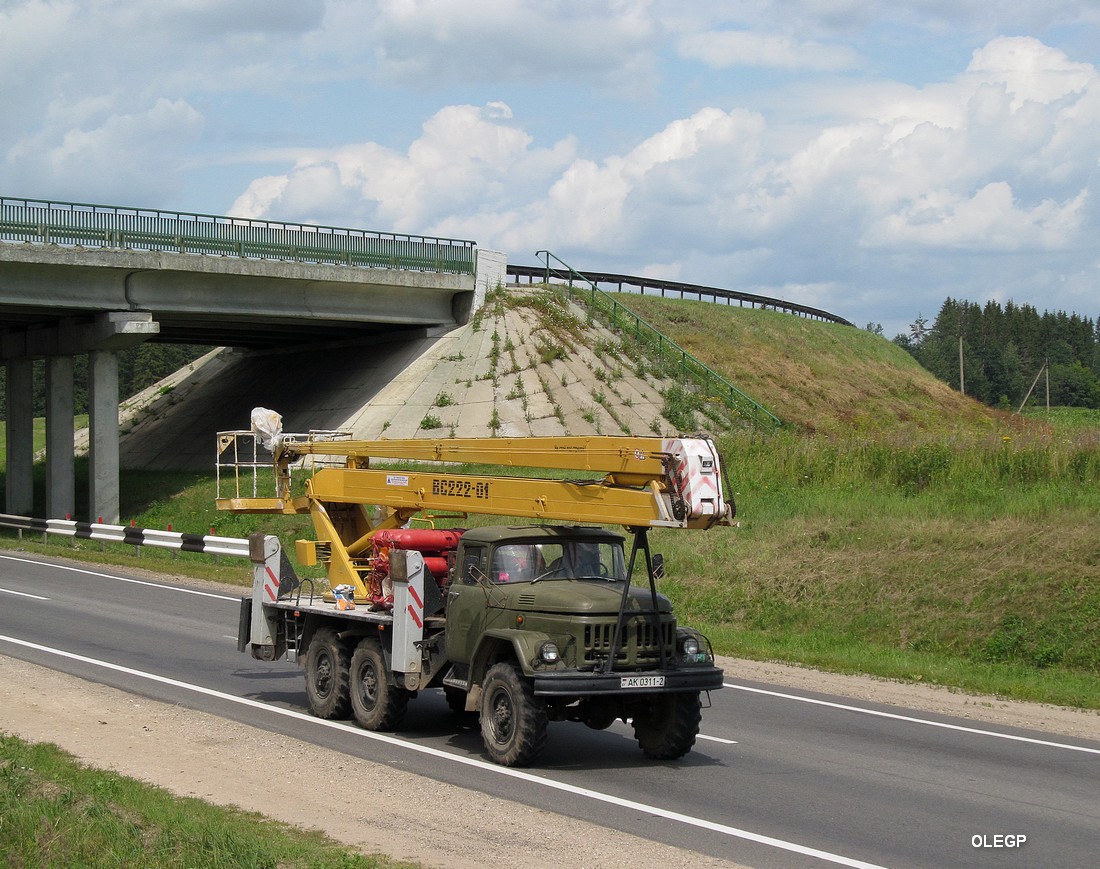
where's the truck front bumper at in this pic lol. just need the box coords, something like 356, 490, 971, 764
532, 665, 724, 696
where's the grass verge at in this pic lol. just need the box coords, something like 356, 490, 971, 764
0, 733, 419, 869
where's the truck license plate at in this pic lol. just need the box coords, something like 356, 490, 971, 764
620, 675, 665, 689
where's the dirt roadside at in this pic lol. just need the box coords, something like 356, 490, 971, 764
2, 650, 1096, 869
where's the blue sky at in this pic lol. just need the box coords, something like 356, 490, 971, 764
2, 1, 1098, 338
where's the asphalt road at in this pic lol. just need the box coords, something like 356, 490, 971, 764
1, 551, 1097, 868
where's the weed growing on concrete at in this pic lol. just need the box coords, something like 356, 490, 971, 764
535, 337, 566, 364
420, 414, 443, 430
662, 384, 702, 431
435, 392, 454, 407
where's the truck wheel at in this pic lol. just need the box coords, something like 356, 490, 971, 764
632, 692, 701, 760
304, 627, 351, 719
480, 662, 547, 766
349, 638, 409, 731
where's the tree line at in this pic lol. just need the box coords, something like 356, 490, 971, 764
0, 344, 211, 419
891, 299, 1100, 410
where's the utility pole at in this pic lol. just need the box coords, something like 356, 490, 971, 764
1045, 358, 1050, 412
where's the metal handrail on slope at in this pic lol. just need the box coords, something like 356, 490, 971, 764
533, 251, 782, 432
509, 263, 853, 327
0, 195, 476, 275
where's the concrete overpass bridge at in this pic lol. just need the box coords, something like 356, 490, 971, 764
1, 196, 505, 523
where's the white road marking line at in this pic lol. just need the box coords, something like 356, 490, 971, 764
0, 553, 239, 601
697, 733, 738, 744
725, 682, 1100, 754
614, 719, 737, 746
0, 633, 886, 869
0, 586, 49, 601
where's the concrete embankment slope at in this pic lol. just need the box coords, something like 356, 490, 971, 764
117, 288, 685, 470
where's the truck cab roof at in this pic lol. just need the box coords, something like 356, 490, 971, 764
459, 525, 625, 546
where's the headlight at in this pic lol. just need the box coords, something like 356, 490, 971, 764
677, 629, 711, 663
539, 641, 561, 664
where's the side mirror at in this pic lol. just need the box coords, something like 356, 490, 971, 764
651, 553, 665, 582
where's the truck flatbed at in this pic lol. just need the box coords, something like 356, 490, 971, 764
264, 595, 445, 630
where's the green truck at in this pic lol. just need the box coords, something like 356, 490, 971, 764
225, 427, 732, 766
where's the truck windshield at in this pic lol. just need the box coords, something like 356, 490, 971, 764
490, 540, 627, 583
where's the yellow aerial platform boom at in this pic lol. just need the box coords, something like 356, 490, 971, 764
217, 431, 734, 530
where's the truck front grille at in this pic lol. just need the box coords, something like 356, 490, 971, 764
582, 617, 675, 668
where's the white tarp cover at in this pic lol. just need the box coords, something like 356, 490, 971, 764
250, 407, 283, 451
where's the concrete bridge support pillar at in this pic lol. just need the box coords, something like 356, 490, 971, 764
3, 358, 35, 515
45, 355, 76, 521
89, 349, 120, 524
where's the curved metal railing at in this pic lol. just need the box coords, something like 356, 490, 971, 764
507, 263, 852, 326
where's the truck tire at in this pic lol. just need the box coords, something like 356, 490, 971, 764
349, 637, 409, 731
304, 627, 351, 719
632, 691, 701, 760
480, 662, 548, 767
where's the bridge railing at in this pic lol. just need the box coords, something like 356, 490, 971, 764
0, 196, 476, 275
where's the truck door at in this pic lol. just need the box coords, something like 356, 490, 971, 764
446, 544, 499, 665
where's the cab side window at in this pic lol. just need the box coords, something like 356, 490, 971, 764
462, 546, 487, 585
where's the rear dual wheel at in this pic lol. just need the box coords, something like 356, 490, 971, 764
304, 627, 351, 719
349, 637, 409, 731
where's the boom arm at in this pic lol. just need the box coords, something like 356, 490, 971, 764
217, 430, 733, 531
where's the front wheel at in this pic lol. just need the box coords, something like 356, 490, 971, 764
479, 662, 547, 767
304, 627, 351, 719
349, 638, 409, 731
632, 692, 701, 760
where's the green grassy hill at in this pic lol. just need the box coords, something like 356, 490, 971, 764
613, 293, 999, 435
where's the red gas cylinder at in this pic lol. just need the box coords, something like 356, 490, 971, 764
373, 528, 462, 553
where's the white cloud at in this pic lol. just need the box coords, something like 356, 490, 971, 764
678, 29, 860, 71
865, 184, 1088, 250
229, 102, 577, 232
6, 98, 205, 203
310, 0, 659, 94
230, 33, 1098, 291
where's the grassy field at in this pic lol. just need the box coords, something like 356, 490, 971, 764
0, 733, 418, 869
